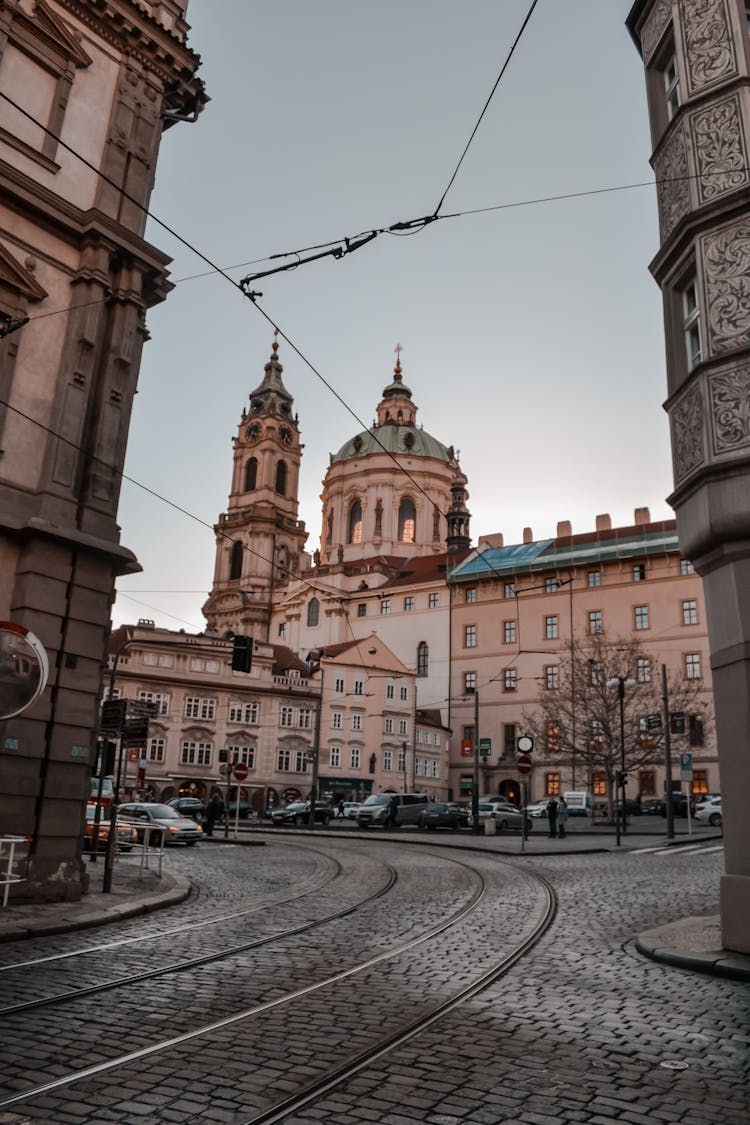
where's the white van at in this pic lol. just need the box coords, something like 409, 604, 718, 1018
563, 791, 594, 817
356, 792, 430, 828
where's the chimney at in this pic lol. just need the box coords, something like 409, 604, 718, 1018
595, 514, 612, 533
478, 533, 504, 549
634, 506, 651, 526
557, 520, 572, 538
523, 527, 533, 544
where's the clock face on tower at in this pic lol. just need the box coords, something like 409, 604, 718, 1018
246, 422, 262, 442
279, 425, 293, 446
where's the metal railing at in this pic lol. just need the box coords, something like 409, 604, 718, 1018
0, 835, 31, 908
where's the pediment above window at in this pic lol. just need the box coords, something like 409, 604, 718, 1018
0, 242, 48, 306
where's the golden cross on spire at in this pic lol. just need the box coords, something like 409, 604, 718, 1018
394, 341, 403, 375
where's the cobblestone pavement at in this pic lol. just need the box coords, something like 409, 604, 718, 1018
0, 840, 747, 1124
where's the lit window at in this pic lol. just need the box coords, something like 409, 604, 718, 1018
592, 772, 606, 796
503, 669, 516, 692
398, 497, 416, 543
588, 610, 603, 635
545, 665, 559, 689
545, 615, 559, 639
380, 600, 390, 615
682, 599, 698, 625
465, 587, 477, 604
639, 770, 656, 796
464, 671, 476, 693
587, 571, 601, 588
348, 500, 362, 544
546, 722, 560, 751
683, 278, 702, 371
685, 653, 701, 679
633, 564, 646, 582
545, 772, 561, 796
634, 605, 649, 630
404, 596, 414, 612
428, 592, 439, 608
503, 620, 516, 644
637, 657, 651, 683
464, 625, 477, 648
664, 54, 680, 120
691, 767, 708, 793
680, 559, 695, 575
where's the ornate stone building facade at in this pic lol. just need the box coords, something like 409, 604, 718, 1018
627, 0, 750, 952
0, 0, 205, 900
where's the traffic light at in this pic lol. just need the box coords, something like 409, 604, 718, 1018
231, 635, 253, 673
616, 770, 628, 788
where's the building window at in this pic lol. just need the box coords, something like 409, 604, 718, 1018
464, 671, 476, 694
546, 722, 560, 752
634, 605, 649, 630
298, 708, 312, 730
503, 669, 517, 692
637, 657, 651, 684
544, 577, 558, 593
503, 724, 516, 756
685, 653, 701, 679
689, 714, 704, 746
592, 772, 606, 797
329, 745, 341, 768
384, 717, 393, 734
399, 718, 408, 736
350, 747, 361, 770
228, 701, 259, 724
383, 750, 393, 772
588, 610, 603, 635
348, 500, 362, 544
545, 665, 559, 689
357, 603, 367, 618
398, 497, 416, 543
682, 599, 698, 625
386, 684, 394, 699
331, 710, 343, 730
278, 622, 287, 638
639, 770, 656, 796
417, 641, 428, 678
147, 738, 165, 763
504, 582, 516, 598
589, 661, 603, 686
229, 541, 243, 581
180, 741, 212, 766
380, 599, 390, 615
353, 680, 364, 696
692, 768, 708, 796
137, 690, 169, 716
244, 457, 257, 492
683, 278, 702, 371
545, 773, 561, 796
280, 706, 294, 727
397, 745, 406, 772
351, 714, 362, 731
307, 598, 320, 628
428, 592, 439, 608
463, 725, 475, 744
143, 652, 174, 668
277, 748, 291, 771
545, 615, 559, 639
664, 54, 680, 120
680, 559, 695, 575
464, 625, 477, 648
591, 719, 605, 744
465, 587, 477, 604
404, 596, 414, 612
633, 564, 646, 582
334, 677, 345, 694
275, 459, 287, 495
230, 745, 255, 768
503, 620, 516, 644
400, 686, 408, 702
185, 697, 216, 720
587, 571, 601, 588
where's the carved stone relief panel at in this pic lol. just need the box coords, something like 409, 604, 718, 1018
680, 0, 736, 97
702, 220, 750, 355
670, 381, 705, 482
692, 94, 749, 204
709, 362, 750, 454
654, 121, 690, 239
641, 0, 673, 64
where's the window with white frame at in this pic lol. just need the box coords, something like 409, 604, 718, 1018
682, 599, 698, 625
404, 596, 414, 612
383, 749, 393, 771
504, 582, 516, 598
397, 745, 406, 772
428, 592, 439, 608
587, 571, 601, 588
380, 599, 390, 615
384, 717, 394, 734
386, 683, 394, 699
400, 686, 408, 702
184, 697, 216, 720
634, 605, 649, 630
637, 657, 652, 683
353, 680, 364, 696
335, 676, 345, 694
464, 671, 476, 693
465, 587, 477, 604
464, 624, 477, 648
588, 610, 603, 635
680, 559, 695, 575
503, 669, 517, 692
350, 746, 361, 770
280, 706, 294, 727
143, 652, 174, 668
298, 708, 313, 729
544, 577, 558, 593
352, 714, 363, 731
278, 622, 287, 638
664, 53, 680, 120
294, 750, 308, 772
503, 620, 516, 644
633, 564, 646, 582
147, 738, 165, 762
399, 718, 408, 736
230, 745, 255, 768
589, 660, 603, 686
137, 690, 169, 715
190, 657, 220, 674
591, 719, 605, 743
277, 747, 291, 771
685, 653, 701, 679
331, 710, 343, 730
228, 701, 259, 724
683, 278, 702, 371
545, 665, 559, 689
180, 740, 212, 766
329, 745, 341, 768
545, 615, 559, 639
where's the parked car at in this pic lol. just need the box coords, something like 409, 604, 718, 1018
83, 806, 138, 853
419, 802, 470, 831
168, 797, 204, 821
472, 801, 533, 833
356, 792, 430, 828
694, 795, 722, 826
527, 800, 551, 818
118, 802, 203, 845
226, 801, 252, 820
270, 801, 332, 826
342, 802, 361, 819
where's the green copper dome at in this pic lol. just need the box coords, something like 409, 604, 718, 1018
331, 425, 456, 465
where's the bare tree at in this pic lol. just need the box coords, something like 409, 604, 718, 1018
523, 634, 711, 817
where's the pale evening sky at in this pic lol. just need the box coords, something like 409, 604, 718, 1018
112, 0, 670, 632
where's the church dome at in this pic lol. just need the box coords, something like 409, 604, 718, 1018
331, 425, 456, 465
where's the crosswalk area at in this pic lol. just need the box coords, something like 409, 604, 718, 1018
629, 841, 724, 856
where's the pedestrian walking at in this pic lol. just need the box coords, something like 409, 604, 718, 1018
386, 795, 399, 829
547, 796, 559, 838
336, 800, 345, 818
557, 795, 568, 839
205, 793, 223, 837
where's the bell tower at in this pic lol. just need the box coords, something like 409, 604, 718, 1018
203, 337, 308, 640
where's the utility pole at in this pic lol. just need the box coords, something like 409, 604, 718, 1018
472, 689, 480, 834
661, 663, 675, 840
309, 665, 323, 829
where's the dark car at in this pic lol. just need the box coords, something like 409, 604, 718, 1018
419, 802, 470, 831
168, 797, 205, 821
270, 801, 332, 826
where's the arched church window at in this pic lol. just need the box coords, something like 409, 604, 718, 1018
244, 457, 257, 492
229, 541, 243, 581
275, 460, 287, 495
307, 597, 320, 628
348, 500, 362, 544
398, 497, 416, 543
417, 641, 428, 678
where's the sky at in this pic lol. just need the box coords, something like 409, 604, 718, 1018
112, 0, 671, 633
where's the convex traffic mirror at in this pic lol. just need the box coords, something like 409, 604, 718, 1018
0, 622, 49, 719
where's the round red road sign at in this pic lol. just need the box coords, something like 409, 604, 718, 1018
233, 762, 249, 781
517, 753, 532, 775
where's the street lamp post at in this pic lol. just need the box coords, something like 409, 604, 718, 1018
608, 675, 635, 846
472, 688, 480, 835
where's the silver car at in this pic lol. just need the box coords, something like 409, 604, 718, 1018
118, 802, 203, 845
473, 801, 533, 833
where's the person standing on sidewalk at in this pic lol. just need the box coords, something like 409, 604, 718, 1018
205, 793, 223, 837
557, 795, 568, 839
547, 796, 559, 839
